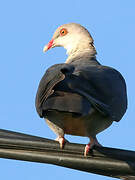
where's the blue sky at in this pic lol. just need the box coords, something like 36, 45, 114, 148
0, 0, 135, 179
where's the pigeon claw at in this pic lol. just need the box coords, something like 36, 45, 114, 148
55, 136, 66, 149
84, 137, 102, 156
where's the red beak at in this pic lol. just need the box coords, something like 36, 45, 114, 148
43, 39, 54, 52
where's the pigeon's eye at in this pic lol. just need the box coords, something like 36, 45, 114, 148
60, 28, 68, 36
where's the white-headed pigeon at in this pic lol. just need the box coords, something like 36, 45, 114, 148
35, 23, 127, 156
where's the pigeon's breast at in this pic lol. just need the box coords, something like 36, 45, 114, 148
44, 108, 112, 137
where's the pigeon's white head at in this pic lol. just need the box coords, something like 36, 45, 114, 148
43, 23, 97, 62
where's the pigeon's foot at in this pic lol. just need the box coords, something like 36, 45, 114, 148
55, 136, 68, 149
84, 137, 102, 156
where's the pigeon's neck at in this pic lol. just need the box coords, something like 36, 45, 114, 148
65, 47, 97, 63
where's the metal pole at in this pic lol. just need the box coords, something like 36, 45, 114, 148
0, 129, 135, 179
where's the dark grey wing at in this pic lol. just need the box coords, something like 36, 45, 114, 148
67, 64, 128, 122
36, 61, 127, 122
35, 63, 75, 117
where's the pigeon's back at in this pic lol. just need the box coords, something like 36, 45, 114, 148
36, 57, 127, 123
